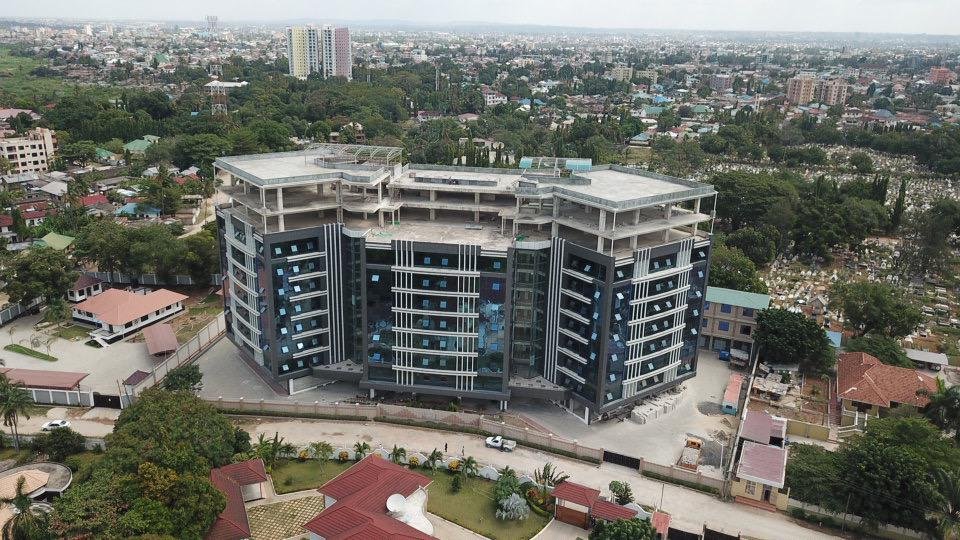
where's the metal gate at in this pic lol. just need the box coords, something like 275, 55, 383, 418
92, 393, 122, 409
602, 450, 641, 470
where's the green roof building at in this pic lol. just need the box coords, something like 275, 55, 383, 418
123, 137, 156, 155
701, 286, 772, 360
35, 232, 76, 251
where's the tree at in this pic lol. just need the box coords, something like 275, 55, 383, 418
427, 448, 443, 470
493, 466, 521, 502
708, 244, 768, 294
390, 445, 406, 465
0, 374, 33, 451
74, 220, 128, 275
310, 441, 333, 469
831, 281, 922, 338
60, 140, 97, 167
849, 151, 875, 174
30, 427, 86, 462
919, 378, 960, 443
888, 177, 907, 232
784, 443, 840, 507
182, 231, 219, 286
832, 435, 938, 530
590, 518, 656, 540
461, 455, 479, 478
353, 441, 370, 459
841, 198, 889, 248
846, 334, 911, 367
754, 309, 835, 373
496, 493, 529, 521
533, 462, 569, 500
0, 157, 12, 175
725, 227, 777, 267
1, 247, 78, 305
608, 480, 634, 505
933, 467, 960, 539
162, 365, 203, 393
2, 476, 52, 540
172, 134, 232, 171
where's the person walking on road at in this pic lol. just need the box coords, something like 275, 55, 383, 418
444, 442, 448, 453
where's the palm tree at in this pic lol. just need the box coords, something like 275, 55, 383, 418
934, 467, 960, 539
1, 476, 50, 540
390, 445, 407, 465
919, 379, 960, 442
427, 448, 444, 471
534, 462, 569, 498
354, 441, 371, 459
310, 441, 334, 469
0, 376, 33, 451
461, 455, 479, 478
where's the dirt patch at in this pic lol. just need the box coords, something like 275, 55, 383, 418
696, 401, 723, 415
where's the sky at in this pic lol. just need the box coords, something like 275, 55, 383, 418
5, 0, 960, 35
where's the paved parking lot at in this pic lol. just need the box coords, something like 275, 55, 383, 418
509, 351, 738, 476
197, 338, 358, 403
0, 314, 157, 394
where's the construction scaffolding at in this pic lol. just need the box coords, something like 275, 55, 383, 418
306, 143, 404, 166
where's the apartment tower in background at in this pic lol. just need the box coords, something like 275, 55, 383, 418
286, 25, 351, 80
786, 75, 816, 105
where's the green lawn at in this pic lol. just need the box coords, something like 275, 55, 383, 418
4, 344, 57, 362
425, 470, 551, 540
53, 324, 92, 341
271, 459, 353, 494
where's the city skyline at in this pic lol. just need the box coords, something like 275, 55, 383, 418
4, 0, 960, 36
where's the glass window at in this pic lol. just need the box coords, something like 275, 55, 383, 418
422, 279, 430, 287
740, 325, 752, 336
742, 308, 755, 317
493, 261, 502, 270
423, 256, 431, 265
276, 268, 284, 276
441, 258, 449, 266
492, 282, 501, 291
718, 321, 730, 331
720, 304, 732, 313
439, 300, 447, 309
439, 320, 447, 329
704, 301, 711, 310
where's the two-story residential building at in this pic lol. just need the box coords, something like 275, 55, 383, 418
836, 351, 937, 432
731, 410, 790, 511
699, 287, 771, 358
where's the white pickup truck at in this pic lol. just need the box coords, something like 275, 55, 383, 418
484, 435, 517, 452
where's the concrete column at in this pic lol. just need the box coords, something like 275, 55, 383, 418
693, 198, 701, 234
598, 210, 606, 231
259, 187, 265, 208
276, 187, 284, 210
631, 236, 638, 249
633, 209, 641, 225
474, 210, 480, 222
378, 211, 384, 227
475, 193, 480, 204
430, 209, 436, 221
377, 184, 383, 203
430, 190, 437, 201
278, 214, 286, 232
612, 211, 617, 232
597, 236, 604, 252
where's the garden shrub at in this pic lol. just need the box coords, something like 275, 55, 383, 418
338, 450, 350, 462
496, 493, 529, 521
451, 474, 463, 493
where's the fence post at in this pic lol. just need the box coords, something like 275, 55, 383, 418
638, 457, 645, 473
314, 401, 319, 415
238, 397, 244, 410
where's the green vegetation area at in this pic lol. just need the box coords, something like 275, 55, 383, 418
0, 46, 65, 103
4, 343, 58, 361
52, 323, 92, 341
270, 459, 352, 494
424, 470, 551, 540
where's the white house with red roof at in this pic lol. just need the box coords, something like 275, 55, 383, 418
303, 455, 435, 540
72, 288, 187, 343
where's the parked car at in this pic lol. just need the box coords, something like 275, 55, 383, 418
41, 420, 70, 431
484, 435, 517, 452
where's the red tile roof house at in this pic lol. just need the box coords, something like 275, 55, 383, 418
551, 480, 639, 530
71, 288, 188, 344
303, 455, 436, 539
206, 459, 269, 540
836, 351, 938, 432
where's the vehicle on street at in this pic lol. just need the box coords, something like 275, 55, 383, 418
678, 436, 703, 471
484, 435, 517, 452
41, 420, 70, 431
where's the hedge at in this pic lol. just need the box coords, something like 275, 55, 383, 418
641, 470, 721, 496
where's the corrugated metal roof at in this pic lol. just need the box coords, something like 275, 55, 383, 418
143, 323, 179, 356
705, 287, 771, 310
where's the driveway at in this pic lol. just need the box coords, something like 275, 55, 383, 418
17, 406, 116, 437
